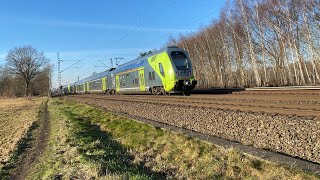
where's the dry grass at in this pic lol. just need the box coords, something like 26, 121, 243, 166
0, 98, 43, 164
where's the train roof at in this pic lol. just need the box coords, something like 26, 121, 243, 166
115, 46, 183, 73
74, 70, 109, 85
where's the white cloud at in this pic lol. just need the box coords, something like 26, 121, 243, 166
17, 18, 195, 33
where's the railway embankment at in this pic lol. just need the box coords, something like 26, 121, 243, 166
64, 94, 320, 165
30, 98, 319, 179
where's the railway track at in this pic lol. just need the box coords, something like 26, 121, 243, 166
234, 90, 320, 95
244, 86, 320, 92
72, 92, 320, 119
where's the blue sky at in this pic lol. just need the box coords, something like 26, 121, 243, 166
0, 0, 225, 87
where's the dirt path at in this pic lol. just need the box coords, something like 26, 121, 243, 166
10, 100, 50, 180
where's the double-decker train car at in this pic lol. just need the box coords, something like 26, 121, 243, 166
65, 46, 197, 95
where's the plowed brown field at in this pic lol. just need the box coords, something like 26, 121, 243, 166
0, 98, 43, 164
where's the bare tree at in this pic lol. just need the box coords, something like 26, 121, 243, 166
302, 0, 320, 84
174, 0, 320, 88
28, 63, 53, 96
0, 66, 4, 96
5, 45, 48, 96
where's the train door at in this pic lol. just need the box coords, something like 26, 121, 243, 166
86, 82, 90, 92
67, 85, 70, 94
116, 75, 120, 92
111, 74, 115, 89
102, 77, 107, 91
139, 69, 145, 91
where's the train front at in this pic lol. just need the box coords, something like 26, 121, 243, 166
170, 50, 197, 92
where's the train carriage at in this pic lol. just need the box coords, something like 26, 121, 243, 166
66, 46, 197, 95
105, 46, 197, 94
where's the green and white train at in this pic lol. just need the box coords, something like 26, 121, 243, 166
63, 46, 197, 95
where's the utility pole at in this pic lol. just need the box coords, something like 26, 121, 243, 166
57, 52, 81, 88
57, 52, 62, 88
109, 58, 113, 68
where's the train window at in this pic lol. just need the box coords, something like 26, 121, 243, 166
122, 80, 126, 87
149, 72, 156, 80
133, 79, 139, 85
171, 51, 190, 70
159, 63, 165, 77
152, 72, 155, 80
126, 74, 129, 76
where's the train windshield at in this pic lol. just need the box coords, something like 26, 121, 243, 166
171, 51, 190, 70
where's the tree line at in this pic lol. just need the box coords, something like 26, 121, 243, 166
170, 0, 320, 88
0, 45, 52, 97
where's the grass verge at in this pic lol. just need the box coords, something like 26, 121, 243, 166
29, 99, 320, 179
